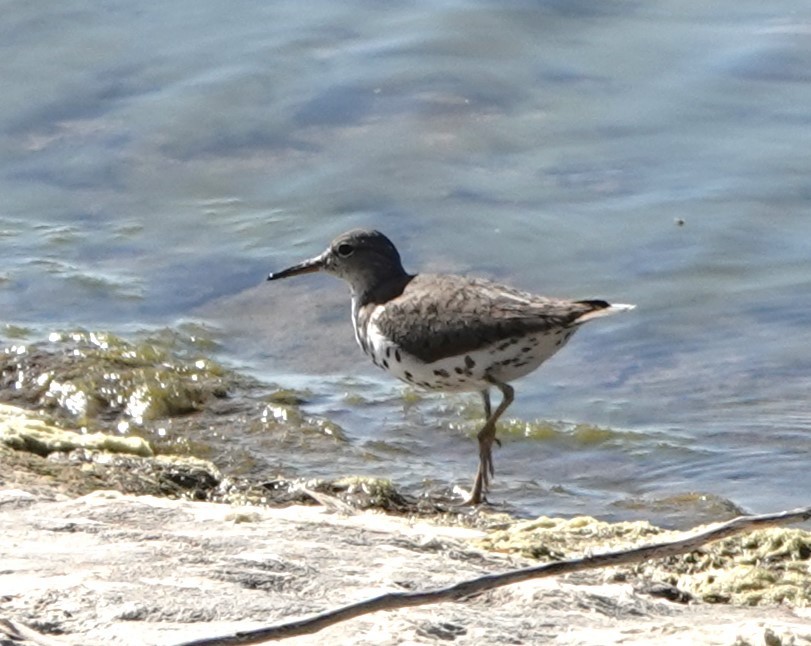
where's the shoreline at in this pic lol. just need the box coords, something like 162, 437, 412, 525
2, 403, 810, 645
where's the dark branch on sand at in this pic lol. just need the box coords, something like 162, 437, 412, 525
175, 506, 811, 646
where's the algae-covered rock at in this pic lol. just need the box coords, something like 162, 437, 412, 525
0, 329, 239, 429
0, 403, 152, 457
259, 399, 348, 442
47, 449, 222, 500
477, 514, 664, 561
333, 475, 410, 511
477, 514, 811, 607
647, 527, 811, 606
0, 404, 226, 500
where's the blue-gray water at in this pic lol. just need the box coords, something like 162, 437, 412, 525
2, 1, 810, 526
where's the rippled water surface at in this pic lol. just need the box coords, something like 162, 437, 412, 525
2, 1, 810, 527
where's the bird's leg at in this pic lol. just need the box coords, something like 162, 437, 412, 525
481, 389, 492, 419
480, 388, 503, 449
465, 378, 514, 505
476, 379, 514, 488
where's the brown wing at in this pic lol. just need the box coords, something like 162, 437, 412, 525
374, 274, 609, 363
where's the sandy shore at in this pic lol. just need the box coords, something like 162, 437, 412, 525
2, 491, 809, 645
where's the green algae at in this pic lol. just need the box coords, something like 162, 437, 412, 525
0, 329, 240, 430
649, 528, 811, 607
48, 448, 222, 500
399, 387, 426, 405
333, 475, 404, 509
479, 514, 663, 559
475, 514, 811, 607
264, 388, 311, 407
449, 399, 647, 446
342, 392, 368, 406
259, 400, 348, 442
1, 328, 346, 460
0, 403, 152, 457
2, 324, 32, 340
0, 403, 226, 500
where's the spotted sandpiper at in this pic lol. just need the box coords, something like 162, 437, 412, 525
268, 229, 634, 505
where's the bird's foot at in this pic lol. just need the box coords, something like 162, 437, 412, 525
456, 493, 485, 507
457, 475, 487, 507
456, 447, 494, 506
456, 421, 500, 506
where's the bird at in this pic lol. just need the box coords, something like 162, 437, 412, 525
267, 229, 634, 505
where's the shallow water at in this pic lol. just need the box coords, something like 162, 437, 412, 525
2, 1, 810, 527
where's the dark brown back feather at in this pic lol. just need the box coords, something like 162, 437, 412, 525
372, 274, 608, 363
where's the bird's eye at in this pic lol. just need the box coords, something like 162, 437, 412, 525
336, 243, 354, 257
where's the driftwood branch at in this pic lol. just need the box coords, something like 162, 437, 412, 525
0, 617, 68, 646
176, 506, 811, 646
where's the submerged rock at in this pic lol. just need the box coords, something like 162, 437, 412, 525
0, 330, 353, 481
0, 330, 239, 429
